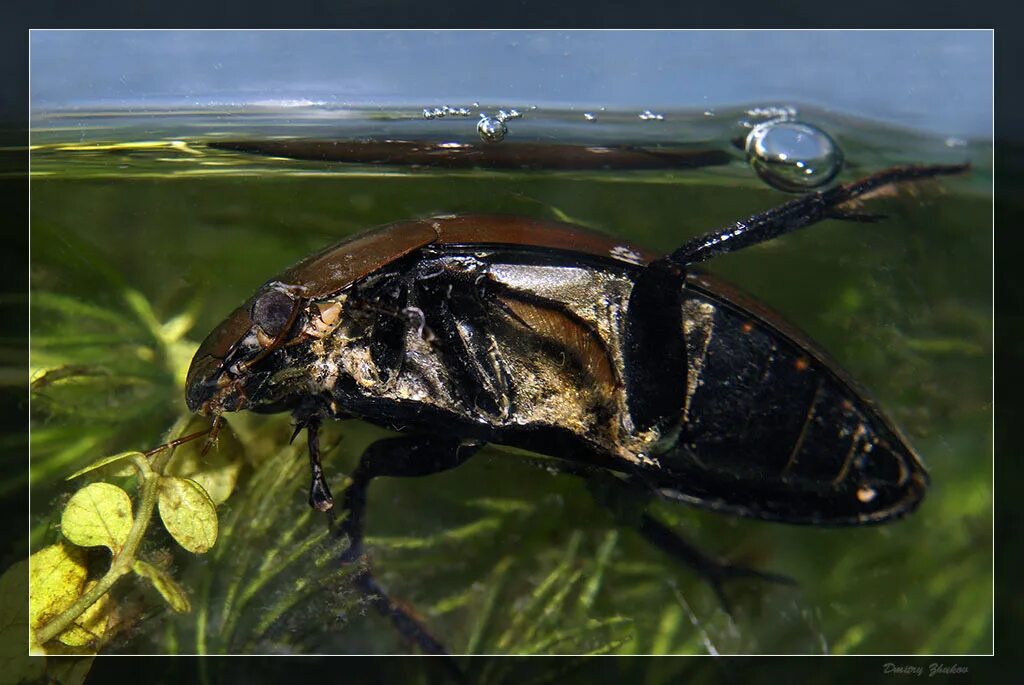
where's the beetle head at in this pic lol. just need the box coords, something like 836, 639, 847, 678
185, 282, 306, 415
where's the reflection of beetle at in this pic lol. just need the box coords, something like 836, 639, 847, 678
184, 163, 965, 653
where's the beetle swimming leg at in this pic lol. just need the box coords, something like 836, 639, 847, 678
666, 163, 969, 267
635, 512, 796, 616
336, 435, 482, 563
585, 470, 795, 616
621, 164, 968, 433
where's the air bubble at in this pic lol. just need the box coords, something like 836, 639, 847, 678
745, 121, 843, 192
639, 110, 665, 121
477, 116, 508, 143
423, 105, 473, 119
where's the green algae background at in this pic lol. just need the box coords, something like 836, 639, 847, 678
28, 129, 992, 664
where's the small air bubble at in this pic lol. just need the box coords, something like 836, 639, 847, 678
423, 105, 473, 120
495, 109, 522, 122
477, 116, 508, 143
639, 110, 665, 121
745, 121, 844, 192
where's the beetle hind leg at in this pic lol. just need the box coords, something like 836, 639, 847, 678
637, 512, 796, 616
584, 469, 795, 616
667, 162, 968, 267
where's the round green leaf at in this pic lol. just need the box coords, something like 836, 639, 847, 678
157, 477, 218, 554
165, 417, 243, 505
66, 451, 142, 481
132, 560, 191, 613
61, 483, 134, 554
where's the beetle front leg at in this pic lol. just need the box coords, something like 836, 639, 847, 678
336, 435, 482, 563
305, 419, 334, 512
290, 417, 335, 513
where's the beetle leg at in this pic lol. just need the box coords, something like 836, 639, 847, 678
322, 435, 480, 667
584, 469, 794, 616
301, 418, 334, 513
635, 512, 796, 617
350, 563, 466, 676
623, 259, 689, 433
824, 208, 887, 223
621, 164, 967, 434
666, 163, 968, 267
336, 435, 482, 563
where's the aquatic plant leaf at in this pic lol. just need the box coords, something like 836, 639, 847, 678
41, 656, 95, 685
132, 560, 191, 613
61, 483, 134, 554
56, 581, 113, 647
157, 477, 218, 554
0, 559, 46, 678
31, 291, 133, 329
27, 544, 88, 651
65, 451, 142, 480
578, 529, 618, 611
165, 417, 243, 505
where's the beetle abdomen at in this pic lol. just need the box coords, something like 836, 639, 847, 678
658, 280, 928, 525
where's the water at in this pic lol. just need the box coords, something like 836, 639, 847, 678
28, 104, 992, 657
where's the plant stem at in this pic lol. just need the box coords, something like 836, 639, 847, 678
36, 454, 159, 645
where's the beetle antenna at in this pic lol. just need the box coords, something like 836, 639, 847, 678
143, 421, 214, 458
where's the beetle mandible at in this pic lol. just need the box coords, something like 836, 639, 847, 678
183, 162, 966, 652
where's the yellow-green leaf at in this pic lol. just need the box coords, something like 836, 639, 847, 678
43, 656, 95, 685
56, 581, 113, 648
157, 477, 218, 554
28, 544, 88, 652
66, 451, 142, 480
60, 483, 134, 554
165, 417, 243, 505
0, 559, 46, 679
132, 560, 191, 613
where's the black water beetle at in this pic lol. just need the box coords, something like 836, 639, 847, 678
183, 163, 966, 653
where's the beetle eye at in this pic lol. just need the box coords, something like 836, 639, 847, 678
251, 287, 296, 339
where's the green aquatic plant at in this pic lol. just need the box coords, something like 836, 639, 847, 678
30, 435, 223, 652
